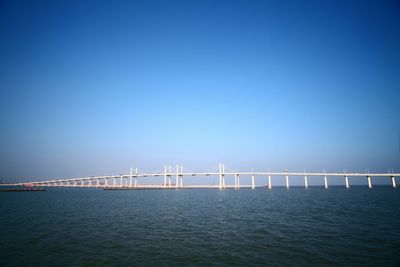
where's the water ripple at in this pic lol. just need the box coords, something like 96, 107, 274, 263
1, 187, 400, 266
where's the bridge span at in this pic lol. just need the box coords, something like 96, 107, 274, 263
1, 164, 398, 189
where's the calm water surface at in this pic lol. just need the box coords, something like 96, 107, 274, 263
1, 187, 400, 266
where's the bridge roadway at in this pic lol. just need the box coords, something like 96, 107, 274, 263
0, 164, 399, 189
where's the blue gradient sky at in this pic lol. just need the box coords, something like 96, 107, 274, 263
1, 0, 400, 181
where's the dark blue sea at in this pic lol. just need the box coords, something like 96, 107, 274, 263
1, 187, 400, 266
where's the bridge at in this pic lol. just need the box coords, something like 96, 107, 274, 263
0, 163, 400, 190
1, 164, 398, 189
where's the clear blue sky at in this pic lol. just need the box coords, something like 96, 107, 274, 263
1, 0, 399, 181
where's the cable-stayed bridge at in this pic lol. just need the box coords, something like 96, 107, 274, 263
1, 164, 398, 189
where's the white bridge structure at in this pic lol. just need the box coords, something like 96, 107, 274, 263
1, 164, 398, 189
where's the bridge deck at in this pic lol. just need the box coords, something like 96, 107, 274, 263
1, 169, 398, 188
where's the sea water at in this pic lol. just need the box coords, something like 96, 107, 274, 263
1, 187, 399, 266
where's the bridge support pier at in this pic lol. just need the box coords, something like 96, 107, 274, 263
219, 163, 225, 189
130, 168, 133, 188
392, 176, 397, 188
324, 175, 328, 189
222, 164, 225, 189
251, 175, 255, 189
179, 165, 183, 188
304, 175, 308, 188
168, 166, 172, 188
368, 176, 372, 188
268, 175, 271, 189
345, 175, 349, 188
176, 165, 179, 189
234, 174, 240, 189
134, 168, 138, 188
219, 163, 222, 189
285, 175, 289, 189
164, 165, 167, 188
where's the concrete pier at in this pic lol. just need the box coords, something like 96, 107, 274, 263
345, 175, 349, 189
219, 163, 225, 189
222, 164, 226, 189
285, 175, 289, 189
324, 175, 328, 189
176, 165, 179, 189
163, 165, 167, 188
304, 175, 308, 188
130, 168, 133, 188
135, 168, 138, 188
219, 163, 222, 189
180, 165, 183, 188
368, 176, 372, 188
234, 173, 238, 189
